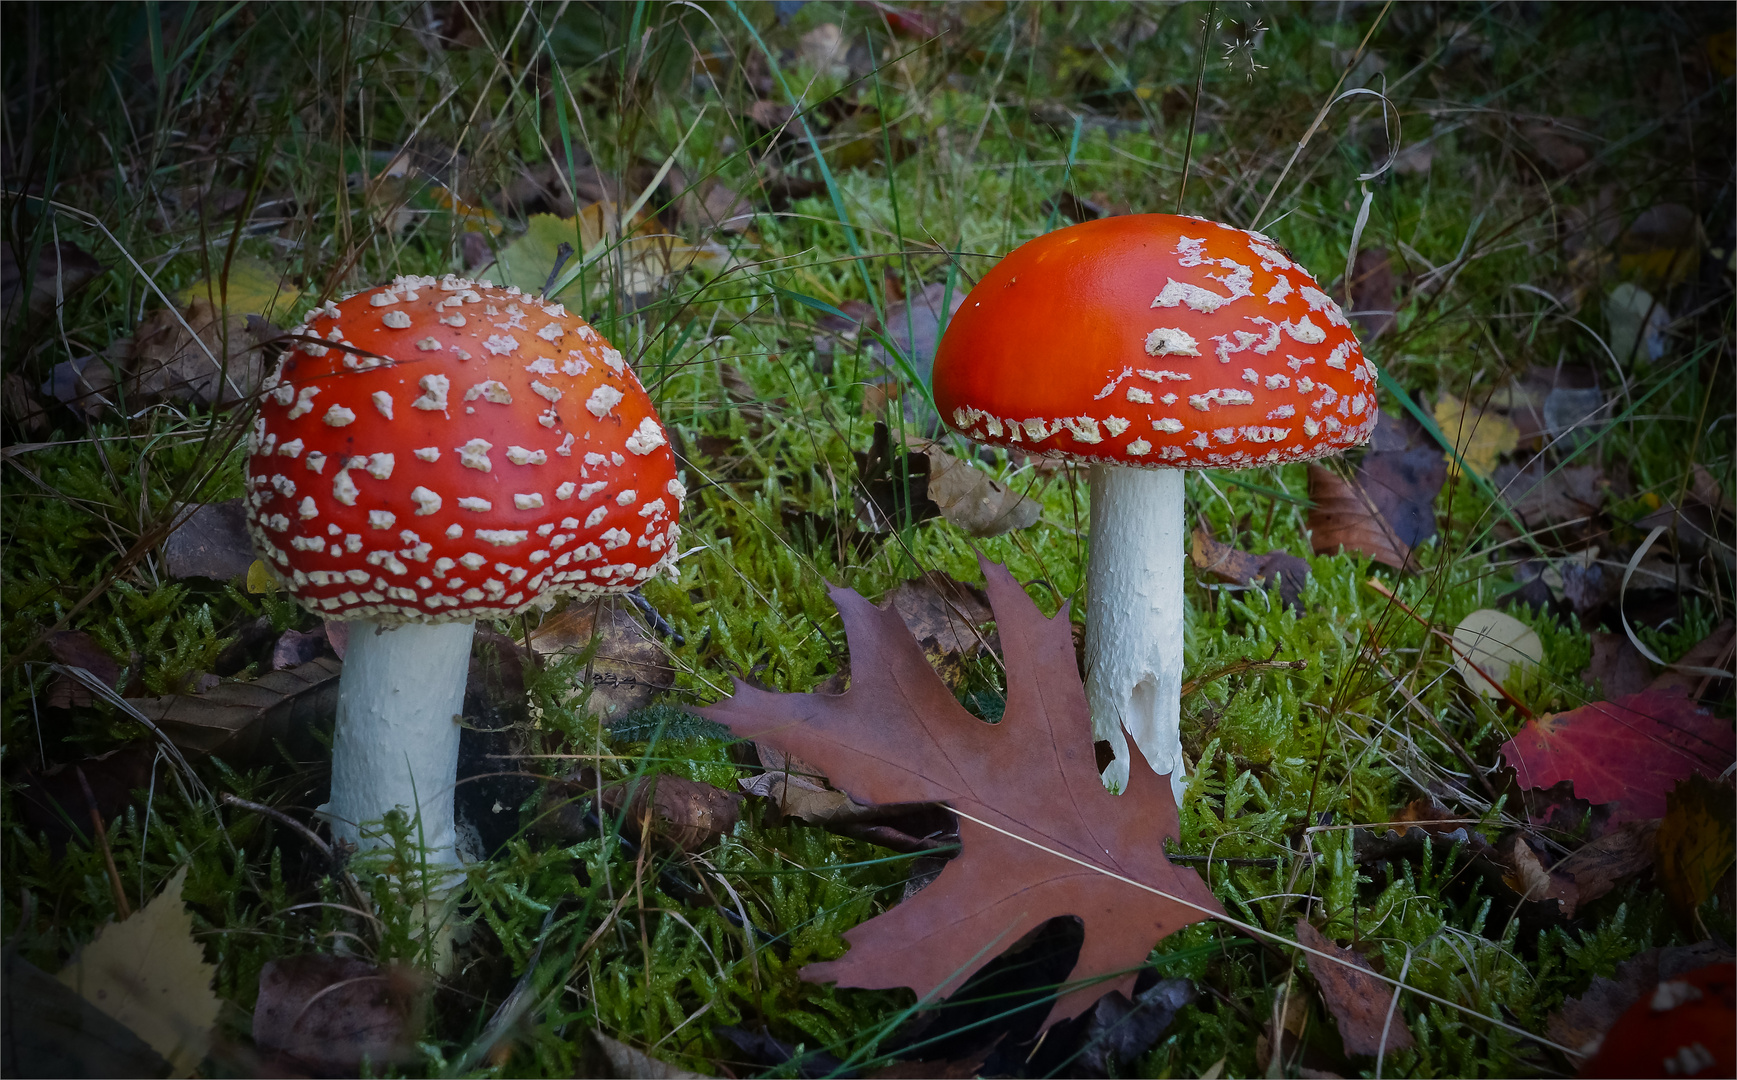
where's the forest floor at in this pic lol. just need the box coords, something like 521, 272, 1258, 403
2, 3, 1734, 1077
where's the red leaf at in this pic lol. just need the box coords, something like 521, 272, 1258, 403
1500, 689, 1735, 823
702, 557, 1222, 1030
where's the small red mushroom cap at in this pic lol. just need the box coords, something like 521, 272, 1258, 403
244, 275, 683, 622
932, 214, 1378, 469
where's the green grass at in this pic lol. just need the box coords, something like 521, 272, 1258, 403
3, 2, 1732, 1076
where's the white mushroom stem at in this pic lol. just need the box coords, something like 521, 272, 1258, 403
1084, 464, 1188, 804
322, 617, 475, 871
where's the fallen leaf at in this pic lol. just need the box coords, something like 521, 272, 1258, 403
1, 240, 103, 326
1345, 247, 1397, 338
173, 254, 303, 324
701, 556, 1222, 1029
252, 954, 425, 1076
561, 768, 742, 852
1356, 445, 1445, 549
595, 1032, 710, 1079
1520, 122, 1590, 175
270, 626, 332, 670
905, 437, 1041, 538
1647, 620, 1735, 700
1605, 283, 1671, 365
122, 299, 274, 408
1583, 631, 1651, 699
40, 350, 121, 422
870, 281, 967, 385
45, 630, 127, 707
1547, 941, 1735, 1056
1295, 920, 1416, 1058
1541, 386, 1609, 449
1655, 773, 1736, 921
1495, 832, 1580, 913
1575, 961, 1735, 1079
1433, 392, 1517, 479
1490, 461, 1606, 531
495, 209, 727, 304
1078, 978, 1195, 1076
1618, 203, 1703, 289
1307, 465, 1412, 570
2, 951, 171, 1078
1450, 609, 1543, 699
1554, 818, 1661, 912
56, 866, 221, 1076
719, 1024, 850, 1078
127, 657, 341, 764
162, 499, 254, 581
882, 571, 994, 657
1501, 689, 1736, 824
1190, 527, 1311, 612
526, 599, 676, 719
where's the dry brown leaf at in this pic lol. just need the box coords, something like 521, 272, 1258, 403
905, 437, 1040, 538
1190, 528, 1311, 612
1554, 818, 1660, 910
595, 1032, 711, 1078
127, 657, 341, 764
56, 866, 221, 1077
703, 556, 1221, 1030
883, 571, 993, 657
1306, 465, 1412, 570
1496, 833, 1580, 913
122, 298, 272, 408
1, 240, 103, 325
1295, 920, 1416, 1058
526, 599, 675, 719
565, 768, 743, 852
1583, 631, 1652, 700
253, 954, 426, 1076
162, 499, 254, 581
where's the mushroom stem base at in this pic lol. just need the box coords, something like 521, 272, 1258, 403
323, 617, 475, 871
1084, 464, 1186, 803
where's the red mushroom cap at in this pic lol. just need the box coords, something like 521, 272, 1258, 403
245, 275, 682, 622
932, 214, 1378, 469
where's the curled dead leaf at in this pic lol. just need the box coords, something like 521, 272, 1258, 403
123, 298, 274, 408
905, 437, 1040, 538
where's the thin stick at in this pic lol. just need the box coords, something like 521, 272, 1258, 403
1175, 0, 1217, 214
947, 807, 1580, 1058
77, 767, 132, 919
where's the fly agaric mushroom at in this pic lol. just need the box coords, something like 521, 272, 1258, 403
932, 215, 1376, 798
245, 274, 682, 869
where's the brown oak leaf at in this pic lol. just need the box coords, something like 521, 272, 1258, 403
701, 556, 1222, 1029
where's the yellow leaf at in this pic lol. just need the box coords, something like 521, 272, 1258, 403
1451, 608, 1543, 698
1433, 392, 1517, 478
174, 254, 303, 324
1656, 773, 1736, 920
494, 209, 730, 305
56, 866, 221, 1077
246, 559, 275, 595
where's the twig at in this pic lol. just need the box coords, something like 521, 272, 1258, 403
1181, 656, 1308, 698
77, 767, 132, 919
